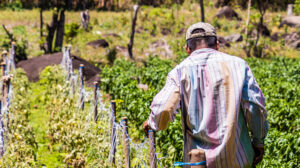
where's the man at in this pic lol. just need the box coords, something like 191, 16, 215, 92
143, 22, 269, 168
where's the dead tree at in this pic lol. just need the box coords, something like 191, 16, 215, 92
199, 0, 205, 22
215, 0, 231, 7
127, 5, 139, 60
244, 0, 252, 57
45, 10, 58, 53
39, 8, 45, 51
81, 10, 90, 31
45, 8, 65, 53
254, 0, 269, 57
2, 25, 13, 42
55, 9, 65, 51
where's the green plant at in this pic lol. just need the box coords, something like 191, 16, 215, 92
294, 0, 300, 15
101, 56, 299, 167
64, 23, 81, 43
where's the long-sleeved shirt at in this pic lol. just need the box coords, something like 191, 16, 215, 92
148, 48, 269, 168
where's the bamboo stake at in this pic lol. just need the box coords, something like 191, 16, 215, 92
110, 100, 116, 164
127, 5, 139, 60
122, 117, 130, 168
10, 42, 16, 70
199, 0, 205, 22
149, 129, 157, 168
79, 64, 84, 110
189, 149, 206, 168
3, 75, 11, 130
93, 81, 98, 122
1, 62, 6, 98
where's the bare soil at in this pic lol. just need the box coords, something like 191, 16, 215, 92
17, 52, 100, 86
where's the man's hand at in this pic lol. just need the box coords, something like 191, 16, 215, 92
252, 144, 264, 167
143, 120, 150, 137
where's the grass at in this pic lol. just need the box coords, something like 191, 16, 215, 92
0, 2, 299, 64
28, 83, 64, 167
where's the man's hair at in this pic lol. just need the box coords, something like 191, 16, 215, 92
186, 28, 217, 51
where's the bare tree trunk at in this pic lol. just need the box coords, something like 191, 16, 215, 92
81, 10, 90, 31
55, 9, 65, 52
2, 25, 13, 42
128, 5, 139, 60
244, 0, 251, 57
199, 0, 205, 22
82, 0, 89, 9
104, 0, 107, 9
45, 10, 59, 53
254, 16, 263, 57
39, 8, 45, 51
254, 0, 268, 57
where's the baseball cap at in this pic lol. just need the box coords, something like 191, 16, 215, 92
186, 22, 217, 41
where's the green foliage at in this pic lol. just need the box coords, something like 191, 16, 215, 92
0, 25, 28, 61
295, 0, 300, 15
0, 69, 38, 167
246, 57, 300, 167
106, 47, 117, 64
101, 56, 183, 166
0, 0, 23, 10
101, 56, 299, 167
64, 23, 81, 43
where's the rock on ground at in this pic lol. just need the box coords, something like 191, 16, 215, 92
279, 16, 300, 28
216, 6, 241, 20
86, 39, 109, 48
115, 46, 129, 58
285, 32, 300, 49
270, 32, 280, 41
17, 52, 100, 86
224, 34, 243, 42
218, 36, 231, 48
148, 39, 173, 58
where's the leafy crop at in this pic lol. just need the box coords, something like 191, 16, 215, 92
101, 56, 299, 167
246, 57, 300, 167
0, 54, 298, 167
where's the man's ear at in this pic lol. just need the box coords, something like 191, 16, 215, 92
215, 40, 219, 50
185, 45, 192, 55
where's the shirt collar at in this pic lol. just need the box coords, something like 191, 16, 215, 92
190, 48, 216, 56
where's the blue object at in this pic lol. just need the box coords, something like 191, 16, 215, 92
174, 161, 206, 167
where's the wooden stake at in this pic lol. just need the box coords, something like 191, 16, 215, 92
79, 64, 84, 110
10, 42, 16, 69
122, 117, 130, 168
189, 149, 206, 168
110, 100, 116, 164
3, 75, 11, 130
199, 0, 205, 22
149, 129, 157, 168
93, 81, 98, 122
2, 51, 7, 65
70, 57, 75, 96
3, 76, 9, 108
127, 5, 139, 60
1, 62, 6, 98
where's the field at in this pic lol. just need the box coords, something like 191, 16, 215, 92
0, 1, 299, 168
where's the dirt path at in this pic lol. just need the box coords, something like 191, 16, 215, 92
28, 84, 64, 167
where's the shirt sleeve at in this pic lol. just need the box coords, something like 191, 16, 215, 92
241, 63, 269, 146
148, 70, 181, 131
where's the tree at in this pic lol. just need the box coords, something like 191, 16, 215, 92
128, 5, 139, 60
253, 0, 269, 57
199, 0, 205, 22
42, 0, 67, 53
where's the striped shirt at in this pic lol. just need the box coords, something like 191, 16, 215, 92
148, 48, 269, 168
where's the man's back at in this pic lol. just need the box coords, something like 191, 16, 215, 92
148, 48, 269, 168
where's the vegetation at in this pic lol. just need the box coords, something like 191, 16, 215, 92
0, 0, 299, 167
100, 55, 300, 167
